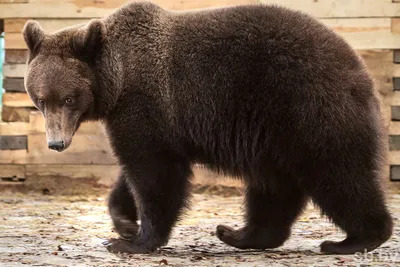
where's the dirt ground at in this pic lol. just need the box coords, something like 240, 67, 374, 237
0, 187, 399, 267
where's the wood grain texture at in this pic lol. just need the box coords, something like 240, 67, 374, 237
392, 106, 400, 121
26, 134, 116, 164
3, 64, 26, 78
0, 165, 26, 179
260, 0, 399, 18
390, 135, 400, 150
4, 18, 88, 33
3, 78, 25, 92
0, 0, 28, 3
5, 49, 28, 63
2, 93, 34, 107
1, 106, 34, 122
322, 18, 400, 50
0, 0, 257, 18
25, 164, 120, 186
390, 165, 400, 180
0, 136, 27, 150
0, 122, 38, 135
0, 150, 28, 164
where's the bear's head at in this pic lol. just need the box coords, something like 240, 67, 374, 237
22, 19, 106, 152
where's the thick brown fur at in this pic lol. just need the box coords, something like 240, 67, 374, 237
23, 1, 393, 255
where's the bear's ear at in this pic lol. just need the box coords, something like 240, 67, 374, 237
23, 20, 45, 53
71, 19, 106, 61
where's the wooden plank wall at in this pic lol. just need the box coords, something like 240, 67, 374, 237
1, 0, 400, 186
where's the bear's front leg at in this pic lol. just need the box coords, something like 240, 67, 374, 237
108, 170, 139, 239
104, 153, 192, 254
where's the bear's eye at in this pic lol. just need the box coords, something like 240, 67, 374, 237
65, 97, 74, 105
38, 99, 45, 107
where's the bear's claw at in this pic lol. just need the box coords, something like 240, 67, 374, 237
103, 238, 156, 254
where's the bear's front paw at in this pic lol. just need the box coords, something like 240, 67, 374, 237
103, 238, 156, 254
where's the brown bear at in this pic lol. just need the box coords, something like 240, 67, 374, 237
22, 1, 393, 255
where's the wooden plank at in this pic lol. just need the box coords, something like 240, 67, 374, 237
0, 136, 27, 150
390, 166, 400, 181
1, 106, 34, 122
2, 93, 34, 107
5, 49, 28, 63
259, 0, 399, 18
0, 135, 115, 164
320, 18, 400, 50
0, 122, 32, 135
4, 18, 89, 33
358, 50, 393, 97
393, 64, 400, 77
392, 92, 400, 106
392, 18, 400, 34
395, 78, 400, 91
390, 121, 400, 135
0, 165, 25, 179
0, 0, 257, 18
392, 107, 400, 121
3, 78, 25, 92
5, 33, 27, 50
0, 150, 28, 164
25, 164, 120, 186
26, 134, 116, 164
390, 151, 400, 165
394, 50, 400, 63
390, 135, 400, 150
0, 0, 28, 3
3, 64, 26, 78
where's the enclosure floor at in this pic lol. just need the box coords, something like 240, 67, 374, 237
0, 190, 399, 267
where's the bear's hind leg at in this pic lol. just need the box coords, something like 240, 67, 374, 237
108, 170, 139, 239
217, 173, 307, 250
305, 165, 393, 254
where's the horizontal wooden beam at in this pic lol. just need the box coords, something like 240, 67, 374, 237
320, 18, 400, 50
391, 165, 400, 181
2, 93, 34, 107
392, 107, 400, 121
3, 78, 25, 92
0, 164, 120, 186
390, 135, 400, 150
0, 135, 27, 150
3, 64, 26, 78
25, 164, 120, 186
260, 0, 400, 18
0, 134, 115, 164
392, 92, 400, 105
0, 164, 26, 179
1, 106, 34, 122
0, 0, 399, 19
0, 0, 257, 19
0, 0, 28, 3
4, 18, 88, 33
5, 49, 28, 64
0, 122, 39, 135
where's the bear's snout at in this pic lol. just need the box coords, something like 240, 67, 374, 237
48, 140, 65, 152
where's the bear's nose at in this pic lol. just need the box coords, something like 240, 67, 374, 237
48, 140, 65, 152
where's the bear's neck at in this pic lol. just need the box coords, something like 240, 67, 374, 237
90, 42, 125, 121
